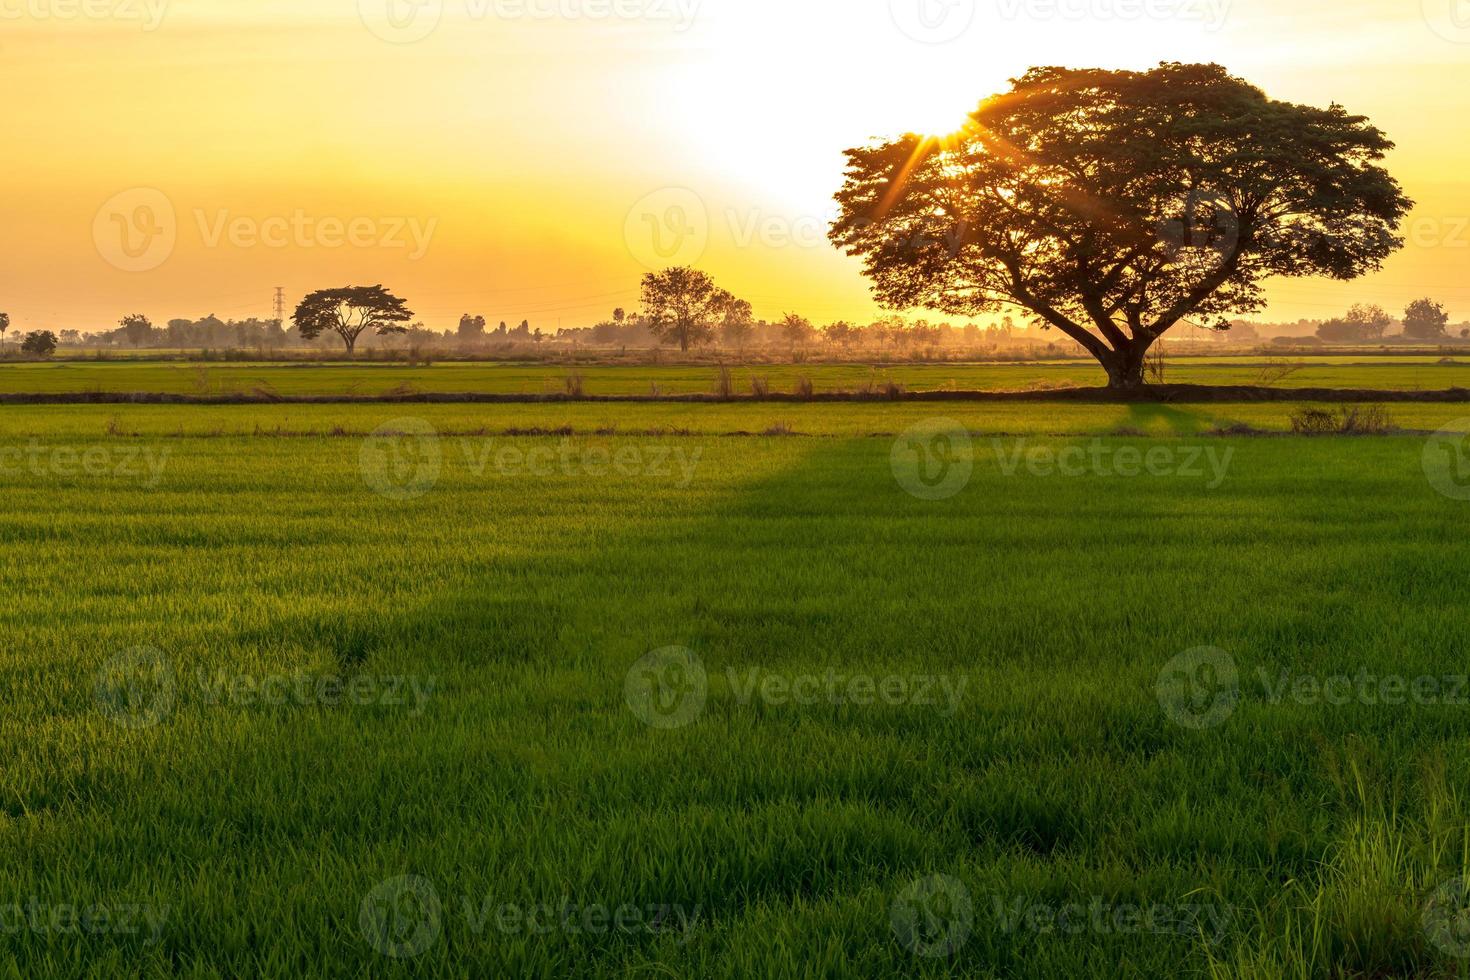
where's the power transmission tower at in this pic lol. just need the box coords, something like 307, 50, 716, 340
273, 287, 286, 328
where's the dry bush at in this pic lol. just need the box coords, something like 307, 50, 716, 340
762, 422, 794, 436
1145, 347, 1166, 385
714, 364, 733, 400
1289, 409, 1340, 435
1289, 405, 1393, 435
1339, 404, 1393, 434
564, 371, 585, 397
750, 376, 770, 398
1256, 358, 1305, 386
794, 375, 814, 399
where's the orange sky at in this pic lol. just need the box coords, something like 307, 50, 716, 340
2, 0, 1468, 332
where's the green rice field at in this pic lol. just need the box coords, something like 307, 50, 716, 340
3, 397, 1470, 976
3, 355, 1470, 398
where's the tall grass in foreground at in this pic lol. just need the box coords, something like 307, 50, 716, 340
1212, 753, 1470, 978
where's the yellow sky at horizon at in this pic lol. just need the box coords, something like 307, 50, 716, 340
3, 0, 1468, 333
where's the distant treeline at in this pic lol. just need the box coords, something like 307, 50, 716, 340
1236, 301, 1470, 344
43, 307, 1470, 355
56, 312, 1048, 353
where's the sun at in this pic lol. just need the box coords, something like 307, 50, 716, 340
905, 106, 976, 141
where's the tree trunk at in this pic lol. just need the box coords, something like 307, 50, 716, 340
1100, 341, 1150, 391
344, 335, 357, 357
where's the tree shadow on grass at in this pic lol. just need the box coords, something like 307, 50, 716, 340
1125, 401, 1209, 435
309, 432, 1318, 972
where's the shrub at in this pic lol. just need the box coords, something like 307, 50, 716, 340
1289, 409, 1339, 435
21, 330, 58, 358
794, 375, 814, 399
1339, 404, 1393, 434
564, 371, 585, 397
1289, 405, 1393, 435
750, 376, 770, 398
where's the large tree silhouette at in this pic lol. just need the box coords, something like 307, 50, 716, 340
293, 285, 413, 355
831, 63, 1411, 389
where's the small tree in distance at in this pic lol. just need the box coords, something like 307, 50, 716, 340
1317, 318, 1368, 344
782, 314, 813, 353
120, 313, 154, 347
640, 267, 745, 352
822, 321, 855, 349
1317, 304, 1395, 344
0, 312, 9, 350
457, 314, 487, 341
21, 330, 57, 358
1403, 298, 1450, 341
721, 299, 754, 352
1344, 304, 1394, 341
293, 285, 413, 355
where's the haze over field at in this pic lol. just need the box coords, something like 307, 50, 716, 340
4, 0, 1468, 329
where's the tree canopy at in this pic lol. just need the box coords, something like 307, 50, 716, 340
1403, 298, 1450, 341
639, 267, 746, 352
119, 313, 154, 347
1316, 304, 1395, 343
830, 62, 1412, 388
293, 285, 413, 355
21, 330, 57, 357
